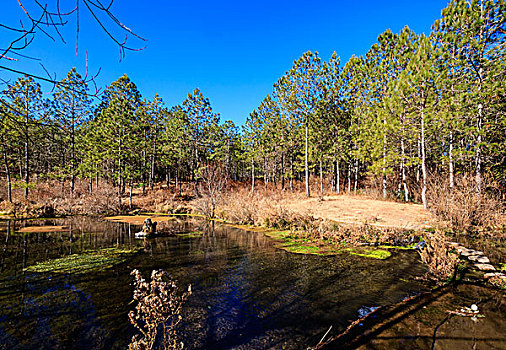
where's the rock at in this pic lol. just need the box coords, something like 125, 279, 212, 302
484, 272, 506, 279
468, 251, 484, 256
460, 249, 476, 257
473, 263, 496, 271
141, 218, 157, 236
471, 304, 478, 312
468, 255, 490, 263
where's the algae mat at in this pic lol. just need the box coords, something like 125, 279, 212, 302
24, 247, 141, 274
104, 215, 176, 225
227, 224, 391, 259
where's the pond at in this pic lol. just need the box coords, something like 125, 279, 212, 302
0, 216, 503, 349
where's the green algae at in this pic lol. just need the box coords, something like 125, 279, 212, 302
346, 248, 392, 259
24, 247, 141, 274
224, 222, 391, 259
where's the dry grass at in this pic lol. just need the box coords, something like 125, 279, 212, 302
0, 179, 120, 216
217, 186, 417, 246
419, 229, 460, 283
427, 175, 504, 233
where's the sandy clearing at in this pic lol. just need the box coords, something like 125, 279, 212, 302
17, 225, 70, 233
282, 195, 432, 230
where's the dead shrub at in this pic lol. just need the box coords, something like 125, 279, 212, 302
419, 229, 460, 283
129, 269, 192, 350
427, 174, 504, 232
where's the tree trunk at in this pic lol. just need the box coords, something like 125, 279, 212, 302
319, 158, 323, 198
421, 109, 427, 210
382, 118, 387, 199
354, 157, 359, 194
2, 142, 12, 203
416, 135, 421, 184
336, 158, 340, 194
251, 156, 255, 193
401, 138, 409, 202
150, 133, 157, 190
281, 151, 285, 190
290, 154, 294, 191
71, 107, 75, 195
449, 130, 454, 191
331, 160, 335, 192
305, 120, 310, 197
347, 159, 351, 194
24, 126, 29, 200
475, 102, 483, 196
264, 157, 267, 191
129, 180, 133, 209
176, 165, 181, 196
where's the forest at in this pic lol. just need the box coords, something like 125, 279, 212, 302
1, 1, 506, 349
1, 0, 505, 215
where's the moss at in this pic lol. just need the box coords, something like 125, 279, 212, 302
263, 230, 291, 240
281, 244, 321, 255
24, 247, 141, 274
346, 248, 391, 260
225, 222, 391, 259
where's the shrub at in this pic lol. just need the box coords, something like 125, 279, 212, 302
129, 269, 192, 350
418, 230, 460, 283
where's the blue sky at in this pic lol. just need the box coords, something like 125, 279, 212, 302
1, 0, 448, 126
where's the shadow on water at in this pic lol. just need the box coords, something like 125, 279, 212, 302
0, 217, 504, 349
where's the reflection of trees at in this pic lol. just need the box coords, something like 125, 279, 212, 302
0, 217, 477, 349
0, 217, 144, 276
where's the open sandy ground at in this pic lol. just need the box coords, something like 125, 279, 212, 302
281, 194, 432, 230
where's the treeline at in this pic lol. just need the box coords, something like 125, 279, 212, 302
245, 0, 506, 207
0, 72, 244, 205
1, 0, 505, 209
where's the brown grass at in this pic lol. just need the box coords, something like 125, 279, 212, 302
419, 229, 460, 283
427, 174, 504, 233
217, 186, 418, 246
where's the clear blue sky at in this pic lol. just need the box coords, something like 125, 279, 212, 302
1, 0, 448, 126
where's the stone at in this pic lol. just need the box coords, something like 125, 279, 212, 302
460, 249, 476, 257
468, 255, 490, 264
473, 263, 496, 271
484, 272, 506, 279
468, 251, 484, 256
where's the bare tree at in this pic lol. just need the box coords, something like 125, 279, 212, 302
1, 0, 146, 93
196, 162, 228, 218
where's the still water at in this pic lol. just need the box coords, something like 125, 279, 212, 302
0, 216, 500, 349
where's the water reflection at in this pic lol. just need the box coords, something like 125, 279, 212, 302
0, 217, 499, 349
